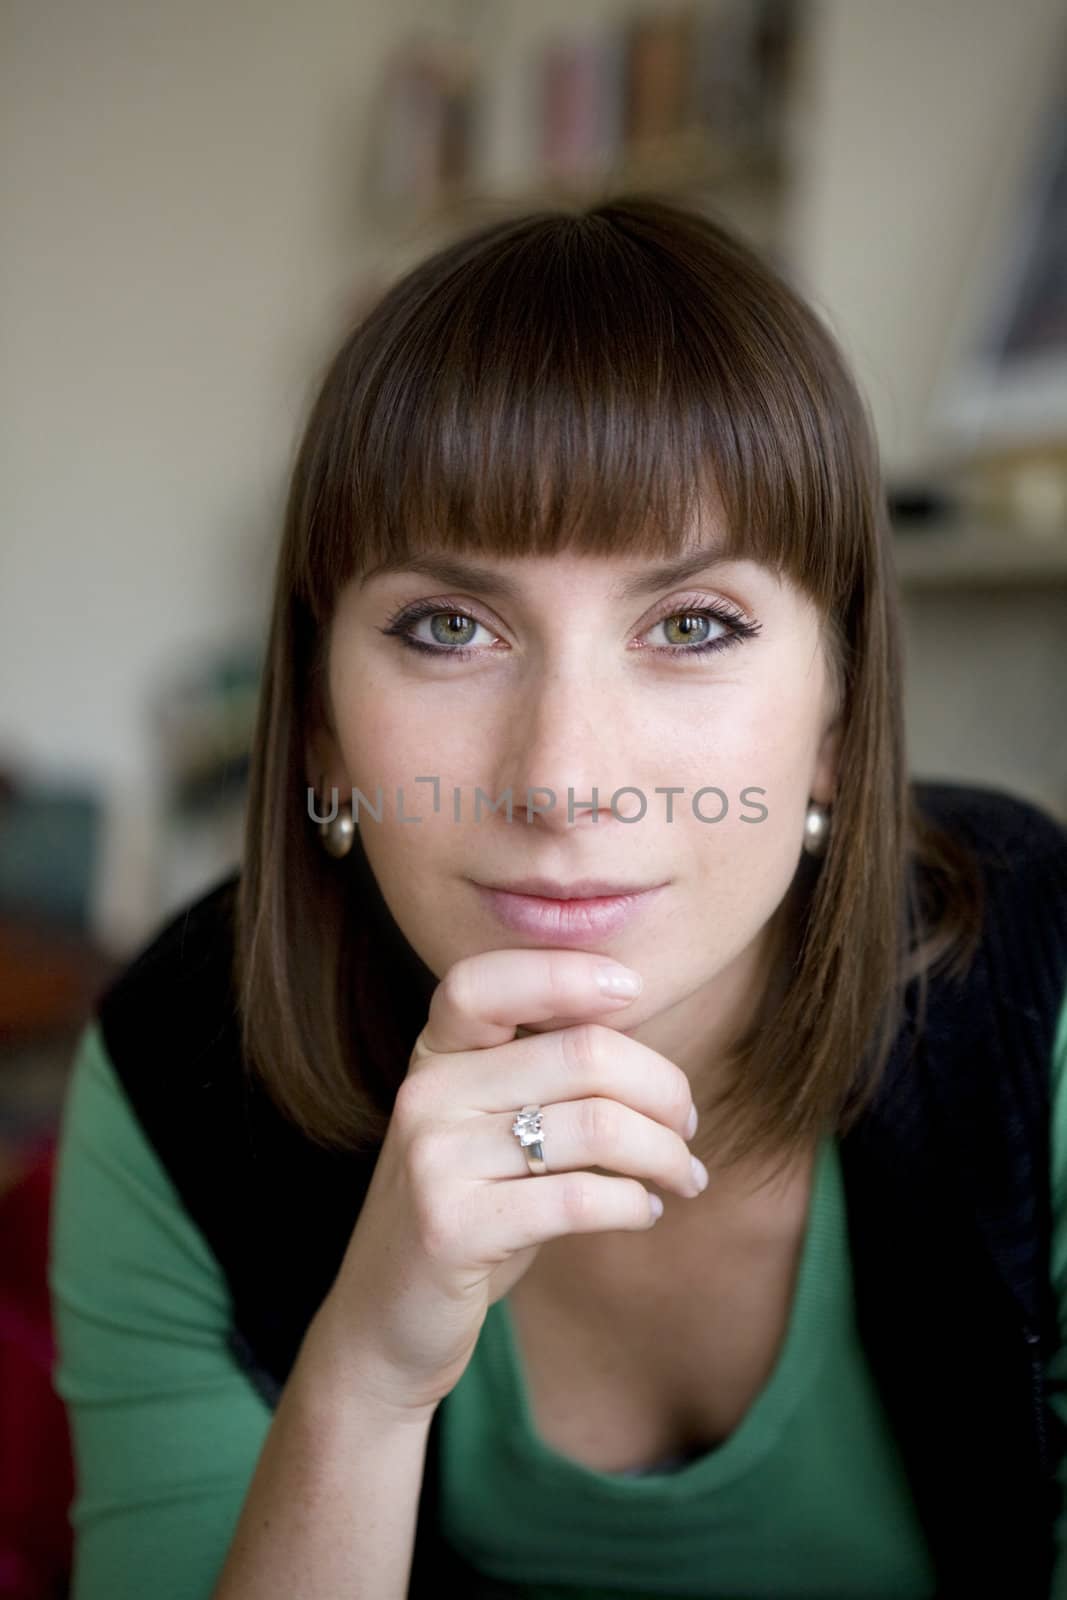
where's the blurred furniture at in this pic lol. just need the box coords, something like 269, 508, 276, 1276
0, 1139, 74, 1600
0, 918, 115, 1048
0, 773, 110, 1595
0, 1139, 73, 1600
0, 775, 99, 937
0, 771, 117, 1195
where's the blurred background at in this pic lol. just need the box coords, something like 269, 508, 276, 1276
0, 2, 1065, 1589
3, 0, 1067, 1125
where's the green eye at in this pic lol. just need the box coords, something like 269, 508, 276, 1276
380, 601, 762, 662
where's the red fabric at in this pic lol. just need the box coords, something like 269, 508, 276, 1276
0, 1139, 73, 1599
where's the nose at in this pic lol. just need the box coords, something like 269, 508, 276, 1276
491, 668, 639, 834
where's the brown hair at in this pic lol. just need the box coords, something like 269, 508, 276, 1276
234, 193, 983, 1182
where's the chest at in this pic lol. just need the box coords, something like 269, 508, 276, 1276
504, 1210, 808, 1476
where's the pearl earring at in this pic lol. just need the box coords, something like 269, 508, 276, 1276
313, 777, 355, 859
802, 800, 831, 858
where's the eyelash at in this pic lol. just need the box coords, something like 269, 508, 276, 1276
378, 595, 762, 662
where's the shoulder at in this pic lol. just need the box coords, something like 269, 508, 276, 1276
50, 1017, 235, 1343
901, 783, 1067, 1135
90, 870, 256, 1255
909, 779, 1067, 959
910, 777, 1067, 871
49, 1020, 275, 1592
87, 871, 375, 1394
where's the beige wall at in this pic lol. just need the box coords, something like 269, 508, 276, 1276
2, 0, 442, 940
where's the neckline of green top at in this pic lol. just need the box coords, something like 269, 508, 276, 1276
488, 1130, 840, 1500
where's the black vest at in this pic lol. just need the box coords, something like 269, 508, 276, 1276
96, 781, 1067, 1599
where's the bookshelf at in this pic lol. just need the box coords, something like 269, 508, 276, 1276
359, 2, 802, 263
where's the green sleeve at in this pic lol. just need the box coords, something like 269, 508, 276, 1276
1048, 980, 1067, 1599
47, 1020, 273, 1600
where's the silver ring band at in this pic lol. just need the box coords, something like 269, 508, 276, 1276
511, 1104, 547, 1175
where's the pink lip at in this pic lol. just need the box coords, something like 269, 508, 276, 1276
472, 882, 666, 944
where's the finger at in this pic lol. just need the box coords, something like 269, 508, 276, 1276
466, 1170, 662, 1256
450, 1097, 702, 1197
417, 947, 643, 1056
414, 1018, 695, 1143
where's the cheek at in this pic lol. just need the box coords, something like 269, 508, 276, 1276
665, 687, 817, 828
333, 673, 482, 797
665, 691, 818, 906
334, 679, 485, 918
707, 653, 827, 816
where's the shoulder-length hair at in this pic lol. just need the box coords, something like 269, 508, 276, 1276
234, 193, 983, 1181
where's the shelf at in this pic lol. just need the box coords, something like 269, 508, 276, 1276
892, 524, 1067, 589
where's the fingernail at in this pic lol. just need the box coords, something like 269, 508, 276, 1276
685, 1103, 698, 1139
690, 1156, 709, 1193
648, 1194, 664, 1222
596, 965, 643, 998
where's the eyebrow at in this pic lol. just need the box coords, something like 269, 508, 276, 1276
360, 547, 735, 603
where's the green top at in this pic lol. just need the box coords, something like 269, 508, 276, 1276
48, 991, 1067, 1600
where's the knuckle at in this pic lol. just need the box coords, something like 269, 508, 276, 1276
580, 1095, 619, 1149
561, 1020, 604, 1077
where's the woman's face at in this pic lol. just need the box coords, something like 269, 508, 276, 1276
310, 530, 842, 1072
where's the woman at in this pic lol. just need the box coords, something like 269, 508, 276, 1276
48, 195, 1067, 1600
